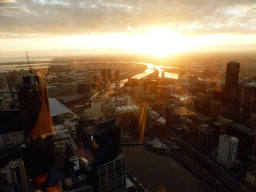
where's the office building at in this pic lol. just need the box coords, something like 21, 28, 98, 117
250, 113, 256, 129
183, 124, 198, 146
86, 154, 126, 192
78, 84, 91, 95
246, 171, 256, 187
101, 69, 107, 81
76, 116, 121, 169
217, 134, 238, 169
227, 123, 256, 159
161, 71, 165, 78
115, 70, 120, 81
148, 80, 158, 94
194, 93, 214, 116
0, 109, 22, 135
241, 82, 256, 125
196, 114, 212, 126
196, 124, 217, 153
210, 101, 222, 120
107, 69, 111, 81
0, 158, 28, 192
225, 61, 240, 96
187, 76, 198, 85
17, 73, 54, 178
94, 74, 102, 83
76, 116, 126, 192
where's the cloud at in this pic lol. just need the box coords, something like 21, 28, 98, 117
1, 0, 256, 38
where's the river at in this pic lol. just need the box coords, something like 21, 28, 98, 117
122, 145, 204, 192
118, 62, 178, 87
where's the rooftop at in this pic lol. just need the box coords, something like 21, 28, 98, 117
246, 82, 256, 88
49, 98, 78, 118
79, 116, 120, 135
230, 123, 256, 136
220, 134, 238, 142
173, 106, 196, 117
230, 61, 239, 64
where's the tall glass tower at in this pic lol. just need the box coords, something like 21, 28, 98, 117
18, 73, 54, 178
225, 61, 240, 96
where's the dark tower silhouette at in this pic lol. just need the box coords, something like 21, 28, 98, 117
76, 116, 126, 192
223, 61, 241, 122
18, 73, 54, 178
101, 69, 107, 81
241, 82, 256, 125
107, 69, 111, 81
115, 70, 120, 81
225, 61, 240, 96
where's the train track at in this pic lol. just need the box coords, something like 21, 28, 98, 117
166, 130, 255, 192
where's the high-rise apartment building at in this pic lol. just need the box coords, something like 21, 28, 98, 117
225, 61, 240, 96
217, 134, 238, 169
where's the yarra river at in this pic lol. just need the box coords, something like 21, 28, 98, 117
122, 145, 207, 192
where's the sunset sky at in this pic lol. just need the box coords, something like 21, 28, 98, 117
1, 0, 256, 58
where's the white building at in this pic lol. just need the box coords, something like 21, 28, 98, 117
217, 134, 238, 169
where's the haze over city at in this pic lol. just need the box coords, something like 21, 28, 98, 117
3, 1, 256, 192
1, 0, 256, 58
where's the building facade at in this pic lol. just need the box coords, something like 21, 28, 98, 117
217, 134, 238, 169
17, 74, 54, 178
76, 116, 126, 192
241, 82, 256, 125
225, 61, 240, 96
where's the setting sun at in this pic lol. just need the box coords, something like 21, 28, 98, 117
132, 28, 196, 56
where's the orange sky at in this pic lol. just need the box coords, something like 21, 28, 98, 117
1, 0, 256, 58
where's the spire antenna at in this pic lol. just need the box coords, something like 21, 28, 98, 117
26, 51, 32, 73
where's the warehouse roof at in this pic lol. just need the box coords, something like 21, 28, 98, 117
49, 98, 78, 118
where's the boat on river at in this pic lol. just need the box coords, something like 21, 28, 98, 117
143, 138, 169, 155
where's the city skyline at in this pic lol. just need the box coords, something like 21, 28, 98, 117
2, 0, 256, 58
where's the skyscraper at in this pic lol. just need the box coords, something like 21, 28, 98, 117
241, 82, 256, 125
225, 61, 240, 96
77, 116, 121, 169
115, 70, 120, 81
101, 69, 107, 81
89, 154, 127, 192
161, 70, 165, 78
76, 116, 126, 192
210, 101, 222, 120
107, 69, 111, 81
217, 134, 238, 169
18, 73, 54, 178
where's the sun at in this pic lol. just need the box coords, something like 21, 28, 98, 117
133, 27, 194, 57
